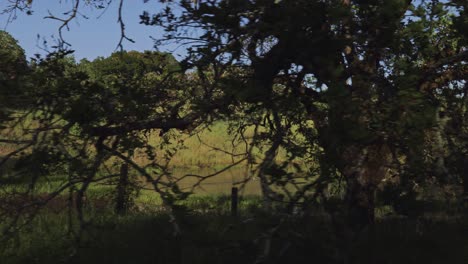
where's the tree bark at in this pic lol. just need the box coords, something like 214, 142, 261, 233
345, 173, 376, 230
341, 144, 391, 230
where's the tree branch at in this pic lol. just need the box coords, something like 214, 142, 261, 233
116, 0, 135, 51
88, 113, 200, 137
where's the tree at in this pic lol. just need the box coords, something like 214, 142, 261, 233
81, 50, 181, 214
0, 30, 28, 123
144, 0, 468, 228
0, 48, 207, 237
1, 0, 467, 233
0, 31, 26, 82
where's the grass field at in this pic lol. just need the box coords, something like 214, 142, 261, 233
0, 120, 279, 196
1, 119, 467, 264
1, 196, 466, 264
0, 121, 244, 168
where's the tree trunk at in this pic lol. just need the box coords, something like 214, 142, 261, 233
341, 144, 391, 230
257, 118, 284, 210
345, 173, 376, 230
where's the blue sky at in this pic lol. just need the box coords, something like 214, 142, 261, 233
0, 0, 183, 61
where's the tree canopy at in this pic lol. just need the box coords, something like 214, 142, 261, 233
0, 30, 26, 81
1, 0, 467, 240
0, 30, 28, 122
141, 0, 468, 225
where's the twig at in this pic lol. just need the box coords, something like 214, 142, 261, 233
43, 0, 81, 47
115, 0, 135, 52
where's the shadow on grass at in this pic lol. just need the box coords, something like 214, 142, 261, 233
1, 204, 467, 264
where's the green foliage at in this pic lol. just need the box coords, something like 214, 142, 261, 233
1, 0, 468, 246
144, 0, 468, 225
0, 31, 27, 82
0, 30, 28, 122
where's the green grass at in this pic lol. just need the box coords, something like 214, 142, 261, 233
0, 117, 246, 167
133, 121, 274, 169
1, 202, 466, 264
1, 117, 303, 201
1, 173, 467, 264
2, 117, 467, 263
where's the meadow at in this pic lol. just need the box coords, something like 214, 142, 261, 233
1, 122, 467, 264
1, 190, 466, 264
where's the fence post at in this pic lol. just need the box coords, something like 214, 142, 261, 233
231, 187, 238, 218
115, 163, 129, 215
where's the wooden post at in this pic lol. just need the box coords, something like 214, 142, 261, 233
463, 158, 468, 210
231, 187, 238, 218
115, 163, 129, 215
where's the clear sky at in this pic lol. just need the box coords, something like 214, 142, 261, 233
0, 0, 182, 61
